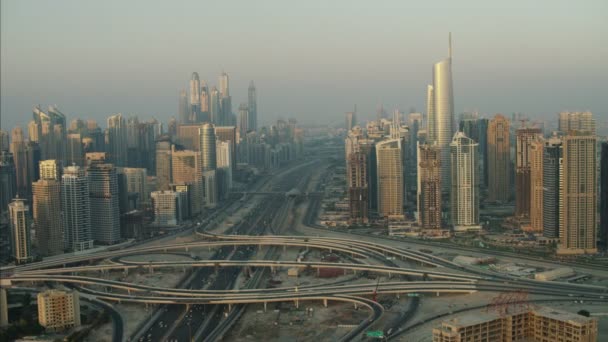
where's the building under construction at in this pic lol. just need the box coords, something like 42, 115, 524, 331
433, 306, 597, 342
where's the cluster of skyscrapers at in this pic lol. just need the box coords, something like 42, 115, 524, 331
344, 35, 607, 254
0, 72, 305, 264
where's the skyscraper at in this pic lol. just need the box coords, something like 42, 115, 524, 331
203, 170, 218, 208
10, 127, 28, 197
529, 140, 544, 233
178, 89, 189, 124
189, 72, 201, 122
0, 130, 8, 151
515, 127, 542, 219
66, 133, 84, 167
347, 151, 368, 223
417, 143, 442, 230
427, 34, 454, 193
600, 141, 608, 250
0, 151, 17, 213
216, 140, 233, 198
199, 123, 217, 171
247, 81, 257, 132
155, 137, 173, 191
542, 136, 562, 238
558, 111, 595, 135
122, 167, 148, 208
376, 139, 403, 218
40, 159, 61, 181
487, 114, 510, 202
62, 166, 93, 251
345, 111, 356, 130
9, 197, 32, 264
87, 163, 121, 244
32, 179, 64, 256
171, 148, 203, 215
559, 131, 597, 254
450, 132, 480, 232
219, 72, 232, 126
215, 126, 237, 171
106, 114, 128, 166
238, 104, 249, 138
200, 81, 210, 123
210, 87, 221, 125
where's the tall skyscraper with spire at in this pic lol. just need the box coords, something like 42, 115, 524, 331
426, 34, 454, 192
248, 81, 257, 132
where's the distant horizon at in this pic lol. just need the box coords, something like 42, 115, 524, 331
2, 0, 607, 132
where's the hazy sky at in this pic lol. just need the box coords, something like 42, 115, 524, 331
2, 0, 607, 131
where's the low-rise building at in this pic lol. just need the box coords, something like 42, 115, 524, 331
37, 290, 81, 331
433, 306, 597, 342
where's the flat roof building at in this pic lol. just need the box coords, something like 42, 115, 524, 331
37, 290, 80, 332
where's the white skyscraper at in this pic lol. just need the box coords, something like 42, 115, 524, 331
87, 163, 120, 244
427, 34, 454, 192
189, 72, 201, 122
449, 131, 481, 232
61, 166, 93, 251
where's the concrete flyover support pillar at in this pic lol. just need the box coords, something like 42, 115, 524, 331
323, 298, 328, 308
0, 288, 8, 327
295, 300, 299, 309
353, 302, 358, 310
317, 268, 320, 276
228, 304, 232, 312
283, 245, 286, 253
264, 302, 267, 312
437, 292, 440, 297
271, 266, 276, 275
123, 268, 129, 276
396, 294, 400, 299
148, 266, 154, 274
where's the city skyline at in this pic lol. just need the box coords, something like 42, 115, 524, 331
2, 1, 608, 130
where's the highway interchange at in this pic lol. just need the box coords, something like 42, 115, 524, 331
3, 147, 608, 341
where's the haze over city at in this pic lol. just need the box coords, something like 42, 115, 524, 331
1, 1, 608, 342
2, 0, 608, 129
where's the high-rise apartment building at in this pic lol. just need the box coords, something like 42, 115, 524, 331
9, 197, 32, 264
200, 82, 210, 122
450, 132, 480, 231
487, 114, 510, 202
151, 190, 185, 226
106, 114, 128, 166
189, 72, 201, 122
122, 167, 148, 208
40, 159, 61, 180
346, 151, 368, 223
171, 148, 203, 215
155, 137, 173, 191
0, 130, 8, 151
376, 139, 403, 218
542, 136, 562, 238
559, 131, 597, 254
87, 163, 121, 244
66, 133, 83, 166
215, 126, 237, 171
10, 127, 28, 197
600, 141, 608, 250
219, 72, 232, 126
0, 151, 17, 213
216, 140, 233, 197
37, 290, 80, 331
417, 143, 442, 229
178, 89, 189, 124
238, 104, 249, 138
210, 87, 221, 125
203, 170, 218, 208
558, 111, 595, 135
247, 81, 257, 132
32, 179, 64, 256
529, 140, 544, 233
515, 127, 542, 219
199, 123, 217, 171
427, 34, 454, 193
62, 166, 93, 251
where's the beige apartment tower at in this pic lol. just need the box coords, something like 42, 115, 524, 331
417, 143, 442, 229
171, 148, 203, 215
559, 130, 597, 254
9, 197, 32, 264
529, 140, 544, 233
376, 139, 403, 218
37, 290, 81, 331
515, 127, 542, 219
487, 114, 510, 202
32, 179, 64, 256
433, 306, 597, 342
